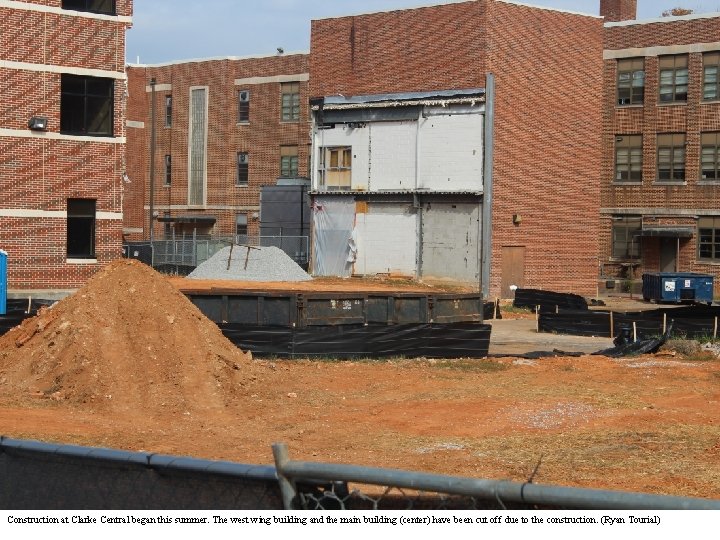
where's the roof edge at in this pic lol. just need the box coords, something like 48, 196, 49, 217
127, 51, 309, 69
605, 11, 720, 28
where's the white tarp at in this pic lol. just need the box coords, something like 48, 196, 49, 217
312, 197, 356, 277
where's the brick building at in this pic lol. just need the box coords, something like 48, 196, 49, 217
124, 54, 310, 243
600, 0, 720, 290
310, 0, 603, 297
0, 0, 132, 290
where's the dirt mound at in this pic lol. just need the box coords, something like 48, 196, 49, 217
0, 259, 257, 414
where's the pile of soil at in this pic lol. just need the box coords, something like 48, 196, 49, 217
0, 259, 258, 414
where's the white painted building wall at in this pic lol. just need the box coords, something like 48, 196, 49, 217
312, 106, 483, 193
353, 206, 417, 276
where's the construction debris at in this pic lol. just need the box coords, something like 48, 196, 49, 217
188, 245, 312, 282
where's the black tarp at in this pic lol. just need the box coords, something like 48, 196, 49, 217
513, 288, 588, 312
539, 305, 720, 340
220, 322, 492, 359
0, 299, 54, 335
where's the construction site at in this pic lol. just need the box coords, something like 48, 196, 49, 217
0, 258, 719, 509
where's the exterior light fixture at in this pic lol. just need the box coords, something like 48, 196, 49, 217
28, 116, 48, 131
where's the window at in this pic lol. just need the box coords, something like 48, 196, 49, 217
62, 0, 115, 15
701, 132, 720, 181
67, 199, 96, 259
238, 90, 250, 122
612, 216, 641, 260
659, 55, 688, 103
698, 217, 720, 260
60, 74, 114, 136
237, 152, 249, 186
164, 154, 171, 186
163, 212, 172, 238
614, 135, 642, 182
617, 58, 645, 106
281, 82, 300, 121
280, 146, 299, 178
318, 146, 352, 190
236, 214, 248, 238
703, 52, 720, 101
165, 95, 172, 127
657, 134, 686, 181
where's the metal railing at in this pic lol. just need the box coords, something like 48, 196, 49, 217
271, 443, 720, 511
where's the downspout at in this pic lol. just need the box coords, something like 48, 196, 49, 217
415, 106, 423, 279
481, 73, 495, 298
149, 77, 156, 244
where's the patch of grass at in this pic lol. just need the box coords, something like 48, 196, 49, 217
501, 305, 534, 315
430, 359, 509, 373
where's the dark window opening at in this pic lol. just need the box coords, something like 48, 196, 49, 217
617, 58, 645, 106
61, 74, 114, 136
164, 154, 171, 185
165, 95, 172, 127
238, 90, 250, 122
62, 0, 116, 15
657, 133, 686, 181
236, 214, 248, 238
67, 199, 96, 259
612, 216, 641, 260
237, 152, 249, 186
163, 212, 172, 238
614, 135, 642, 182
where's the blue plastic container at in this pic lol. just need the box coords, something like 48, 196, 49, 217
642, 272, 714, 304
0, 250, 6, 315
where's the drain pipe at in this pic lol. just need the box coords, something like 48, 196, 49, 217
480, 73, 495, 298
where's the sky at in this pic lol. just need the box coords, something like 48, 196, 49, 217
126, 0, 720, 65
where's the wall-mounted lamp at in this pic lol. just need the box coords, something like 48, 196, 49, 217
513, 214, 522, 225
28, 116, 48, 131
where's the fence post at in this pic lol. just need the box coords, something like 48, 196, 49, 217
272, 443, 299, 510
633, 321, 637, 342
663, 313, 667, 335
609, 311, 614, 339
714, 317, 718, 340
536, 305, 540, 333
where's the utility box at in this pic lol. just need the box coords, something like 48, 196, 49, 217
0, 250, 6, 315
642, 272, 714, 304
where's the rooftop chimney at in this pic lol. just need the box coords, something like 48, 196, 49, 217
600, 0, 637, 22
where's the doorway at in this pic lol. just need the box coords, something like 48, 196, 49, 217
501, 246, 525, 298
659, 238, 677, 273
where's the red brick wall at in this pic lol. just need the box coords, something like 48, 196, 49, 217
601, 16, 720, 282
309, 0, 487, 98
486, 2, 603, 297
600, 0, 637, 22
0, 1, 131, 289
125, 54, 311, 241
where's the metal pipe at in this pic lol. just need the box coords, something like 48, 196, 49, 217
481, 73, 496, 298
149, 77, 157, 243
277, 459, 720, 510
272, 443, 298, 510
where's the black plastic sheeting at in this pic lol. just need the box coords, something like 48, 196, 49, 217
513, 288, 588, 313
540, 305, 720, 340
593, 324, 672, 358
0, 299, 54, 335
483, 301, 502, 320
220, 322, 492, 359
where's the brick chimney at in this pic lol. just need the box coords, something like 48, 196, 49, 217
600, 0, 637, 22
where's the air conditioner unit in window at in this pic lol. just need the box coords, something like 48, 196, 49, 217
238, 154, 249, 164
239, 91, 249, 102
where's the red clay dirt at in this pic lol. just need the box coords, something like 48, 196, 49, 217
0, 260, 719, 500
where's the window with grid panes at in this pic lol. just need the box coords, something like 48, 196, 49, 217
659, 55, 688, 103
698, 217, 720, 260
281, 82, 300, 121
238, 90, 250, 122
614, 135, 642, 182
280, 146, 299, 178
612, 216, 642, 260
164, 155, 171, 185
701, 132, 720, 181
165, 95, 172, 127
617, 58, 645, 106
703, 52, 720, 101
60, 75, 114, 136
657, 133, 686, 181
318, 147, 352, 190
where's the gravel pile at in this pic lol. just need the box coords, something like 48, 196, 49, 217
188, 245, 312, 282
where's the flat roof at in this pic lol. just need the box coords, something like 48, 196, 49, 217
605, 11, 720, 28
128, 51, 308, 69
313, 0, 599, 22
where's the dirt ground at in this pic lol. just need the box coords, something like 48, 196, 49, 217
1, 262, 719, 500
